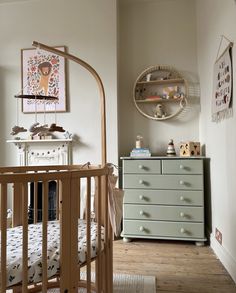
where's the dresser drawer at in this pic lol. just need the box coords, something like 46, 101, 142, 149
124, 204, 204, 222
162, 159, 203, 174
123, 189, 204, 206
123, 174, 203, 190
123, 220, 205, 239
123, 159, 161, 174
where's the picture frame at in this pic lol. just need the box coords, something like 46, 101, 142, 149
21, 46, 67, 113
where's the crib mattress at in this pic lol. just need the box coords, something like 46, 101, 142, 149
5, 220, 104, 288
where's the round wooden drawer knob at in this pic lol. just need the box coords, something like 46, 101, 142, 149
180, 228, 186, 233
139, 210, 144, 216
180, 212, 185, 218
138, 165, 144, 169
179, 180, 184, 185
139, 226, 144, 232
179, 164, 184, 169
180, 196, 185, 201
139, 179, 144, 184
139, 195, 144, 200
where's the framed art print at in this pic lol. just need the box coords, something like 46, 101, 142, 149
21, 46, 67, 113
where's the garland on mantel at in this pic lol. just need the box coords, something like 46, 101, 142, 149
27, 144, 67, 157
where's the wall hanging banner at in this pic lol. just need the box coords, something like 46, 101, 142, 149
212, 42, 233, 122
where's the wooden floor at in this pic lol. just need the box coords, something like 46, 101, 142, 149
113, 238, 236, 293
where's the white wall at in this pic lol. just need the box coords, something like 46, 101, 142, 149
196, 0, 236, 283
0, 0, 118, 166
118, 0, 199, 157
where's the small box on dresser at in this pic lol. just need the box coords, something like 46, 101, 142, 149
121, 156, 207, 246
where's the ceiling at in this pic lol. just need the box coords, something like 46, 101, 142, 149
0, 0, 35, 4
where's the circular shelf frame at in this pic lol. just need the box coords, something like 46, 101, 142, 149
133, 65, 189, 121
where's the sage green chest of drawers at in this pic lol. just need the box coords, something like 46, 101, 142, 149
121, 157, 206, 245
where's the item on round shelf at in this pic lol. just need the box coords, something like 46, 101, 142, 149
146, 95, 162, 101
146, 73, 152, 81
166, 139, 176, 156
135, 135, 143, 148
154, 103, 166, 118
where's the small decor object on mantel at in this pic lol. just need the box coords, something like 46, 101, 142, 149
166, 139, 176, 156
180, 141, 200, 157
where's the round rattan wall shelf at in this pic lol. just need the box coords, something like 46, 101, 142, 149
133, 65, 189, 121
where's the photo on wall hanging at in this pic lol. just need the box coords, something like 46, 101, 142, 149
21, 46, 67, 113
212, 40, 233, 122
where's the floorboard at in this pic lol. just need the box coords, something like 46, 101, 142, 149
113, 238, 236, 293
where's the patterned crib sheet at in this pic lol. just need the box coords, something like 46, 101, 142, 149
5, 220, 104, 288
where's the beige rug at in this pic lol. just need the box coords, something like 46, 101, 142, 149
46, 273, 156, 293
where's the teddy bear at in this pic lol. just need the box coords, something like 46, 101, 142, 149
154, 103, 166, 118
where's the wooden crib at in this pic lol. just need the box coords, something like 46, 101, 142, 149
0, 164, 113, 292
0, 42, 113, 292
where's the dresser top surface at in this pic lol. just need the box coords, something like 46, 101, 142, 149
120, 156, 206, 160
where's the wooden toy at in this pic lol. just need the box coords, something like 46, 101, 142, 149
180, 141, 201, 156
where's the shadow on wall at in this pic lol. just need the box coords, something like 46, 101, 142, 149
204, 155, 212, 242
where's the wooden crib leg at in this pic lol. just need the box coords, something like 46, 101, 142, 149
12, 287, 22, 293
108, 226, 113, 293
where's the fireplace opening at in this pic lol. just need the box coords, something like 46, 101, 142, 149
28, 181, 57, 223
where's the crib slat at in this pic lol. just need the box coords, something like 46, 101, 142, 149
33, 181, 38, 224
77, 178, 81, 285
22, 182, 28, 292
56, 180, 59, 220
108, 214, 113, 293
107, 174, 113, 293
95, 176, 102, 292
104, 175, 109, 293
59, 177, 72, 292
86, 177, 91, 292
0, 183, 7, 292
13, 182, 22, 227
42, 181, 49, 292
70, 175, 79, 291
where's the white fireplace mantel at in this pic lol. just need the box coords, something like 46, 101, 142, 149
7, 139, 73, 166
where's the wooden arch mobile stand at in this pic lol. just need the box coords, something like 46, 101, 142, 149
30, 41, 111, 292
32, 41, 107, 166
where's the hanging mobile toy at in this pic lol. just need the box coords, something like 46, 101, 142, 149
48, 99, 65, 133
11, 126, 27, 136
10, 95, 27, 136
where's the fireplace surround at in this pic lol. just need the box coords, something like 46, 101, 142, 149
7, 139, 72, 222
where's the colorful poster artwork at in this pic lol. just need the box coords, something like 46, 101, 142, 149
21, 47, 66, 113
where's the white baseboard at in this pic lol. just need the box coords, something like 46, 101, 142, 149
210, 233, 236, 283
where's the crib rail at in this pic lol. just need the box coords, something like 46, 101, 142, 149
0, 164, 113, 293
